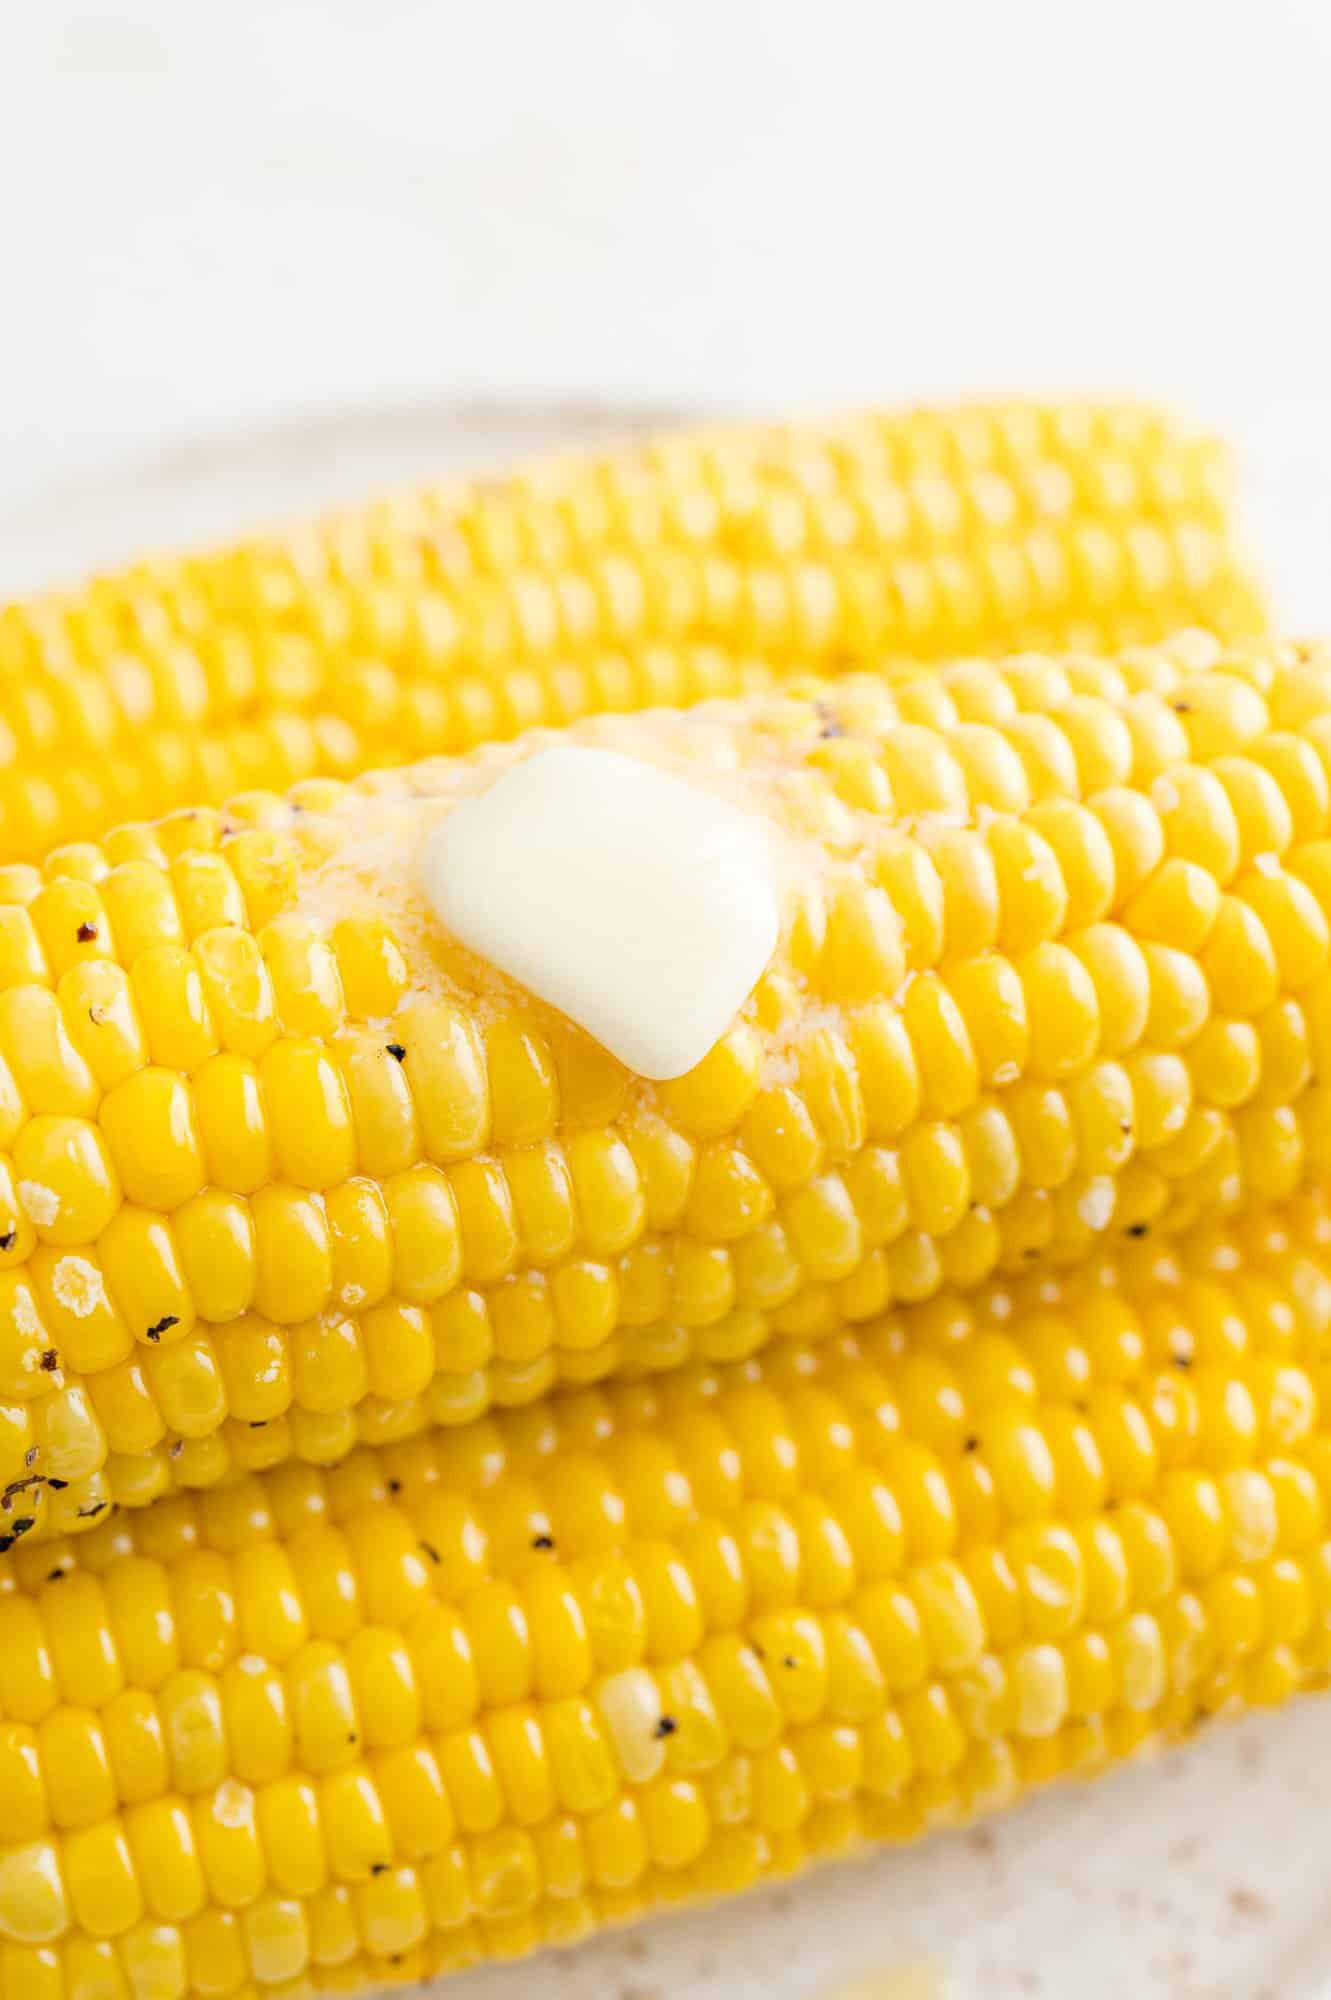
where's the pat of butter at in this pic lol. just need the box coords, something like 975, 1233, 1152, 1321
419, 745, 779, 1080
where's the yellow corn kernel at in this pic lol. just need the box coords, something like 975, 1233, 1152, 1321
0, 404, 1262, 876
29, 628, 1331, 1528
4, 1195, 1328, 1980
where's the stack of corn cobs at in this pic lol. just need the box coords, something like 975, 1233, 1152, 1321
1, 402, 1328, 1999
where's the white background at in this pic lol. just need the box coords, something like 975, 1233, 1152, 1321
5, 0, 1331, 616
6, 5, 1331, 1996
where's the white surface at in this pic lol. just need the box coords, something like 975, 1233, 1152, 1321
5, 0, 1331, 600
7, 4, 1331, 1994
420, 745, 780, 1080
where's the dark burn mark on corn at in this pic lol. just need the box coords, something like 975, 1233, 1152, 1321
1, 1474, 42, 1511
76, 1500, 108, 1519
0, 1517, 36, 1551
146, 1316, 178, 1341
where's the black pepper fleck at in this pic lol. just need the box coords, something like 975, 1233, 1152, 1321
419, 1541, 441, 1565
76, 1500, 108, 1518
371, 1863, 390, 1876
47, 1568, 65, 1582
964, 1435, 980, 1453
386, 1043, 407, 1063
248, 1420, 267, 1429
782, 1655, 798, 1669
0, 1517, 35, 1551
531, 1533, 555, 1551
0, 1229, 14, 1253
387, 1479, 401, 1494
146, 1315, 178, 1341
47, 1479, 67, 1490
1125, 1223, 1150, 1238
76, 921, 98, 943
39, 1349, 58, 1372
654, 1715, 678, 1739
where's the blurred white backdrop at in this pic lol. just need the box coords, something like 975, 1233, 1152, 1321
4, 0, 1331, 612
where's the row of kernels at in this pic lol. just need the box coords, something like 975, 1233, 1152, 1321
0, 1548, 1264, 1884
0, 1586, 1305, 1972
15, 532, 1247, 852
15, 1262, 1317, 1656
172, 408, 1232, 612
10, 676, 1327, 1104
0, 1272, 1319, 1944
0, 717, 363, 869
0, 426, 1255, 748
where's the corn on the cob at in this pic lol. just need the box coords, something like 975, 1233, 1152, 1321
0, 1193, 1328, 1994
4, 628, 1331, 1544
0, 403, 1263, 862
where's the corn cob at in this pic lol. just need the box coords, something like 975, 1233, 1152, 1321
0, 1193, 1328, 1995
0, 403, 1263, 862
4, 628, 1331, 1545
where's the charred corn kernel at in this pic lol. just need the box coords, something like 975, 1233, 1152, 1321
3, 1196, 1331, 1984
15, 634, 1331, 1529
2, 406, 1263, 851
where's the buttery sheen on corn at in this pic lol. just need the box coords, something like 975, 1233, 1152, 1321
0, 403, 1263, 861
2, 629, 1331, 1543
0, 1195, 1329, 1994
